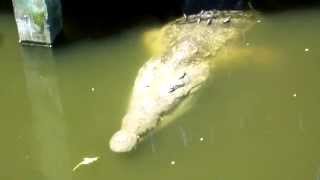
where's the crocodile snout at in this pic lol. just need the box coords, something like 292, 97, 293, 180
109, 130, 138, 153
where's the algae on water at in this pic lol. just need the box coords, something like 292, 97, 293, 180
30, 11, 46, 32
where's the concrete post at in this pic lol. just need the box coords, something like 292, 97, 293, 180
12, 0, 62, 47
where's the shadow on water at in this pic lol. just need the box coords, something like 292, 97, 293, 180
0, 1, 13, 13
54, 0, 183, 48
20, 47, 72, 180
1, 0, 320, 48
54, 16, 162, 49
54, 0, 320, 48
0, 0, 315, 47
251, 0, 320, 12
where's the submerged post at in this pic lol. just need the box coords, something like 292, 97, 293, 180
12, 0, 62, 47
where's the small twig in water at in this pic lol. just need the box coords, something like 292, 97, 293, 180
72, 156, 99, 171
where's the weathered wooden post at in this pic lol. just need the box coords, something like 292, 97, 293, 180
12, 0, 62, 47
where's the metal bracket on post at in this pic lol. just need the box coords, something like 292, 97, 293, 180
12, 0, 63, 47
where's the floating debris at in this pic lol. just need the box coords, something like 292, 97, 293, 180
245, 42, 250, 46
293, 93, 297, 98
72, 156, 99, 171
200, 137, 204, 142
257, 19, 262, 23
91, 87, 95, 92
170, 161, 176, 165
305, 48, 309, 52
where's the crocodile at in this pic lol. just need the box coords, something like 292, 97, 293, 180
109, 10, 257, 153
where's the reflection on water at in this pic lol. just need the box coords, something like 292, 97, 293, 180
0, 33, 3, 47
21, 47, 71, 180
0, 9, 320, 180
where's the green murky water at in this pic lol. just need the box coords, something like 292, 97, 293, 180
1, 9, 320, 180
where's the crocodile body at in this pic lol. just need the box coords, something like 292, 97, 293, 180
109, 10, 256, 153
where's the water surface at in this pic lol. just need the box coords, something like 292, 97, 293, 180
0, 9, 320, 180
